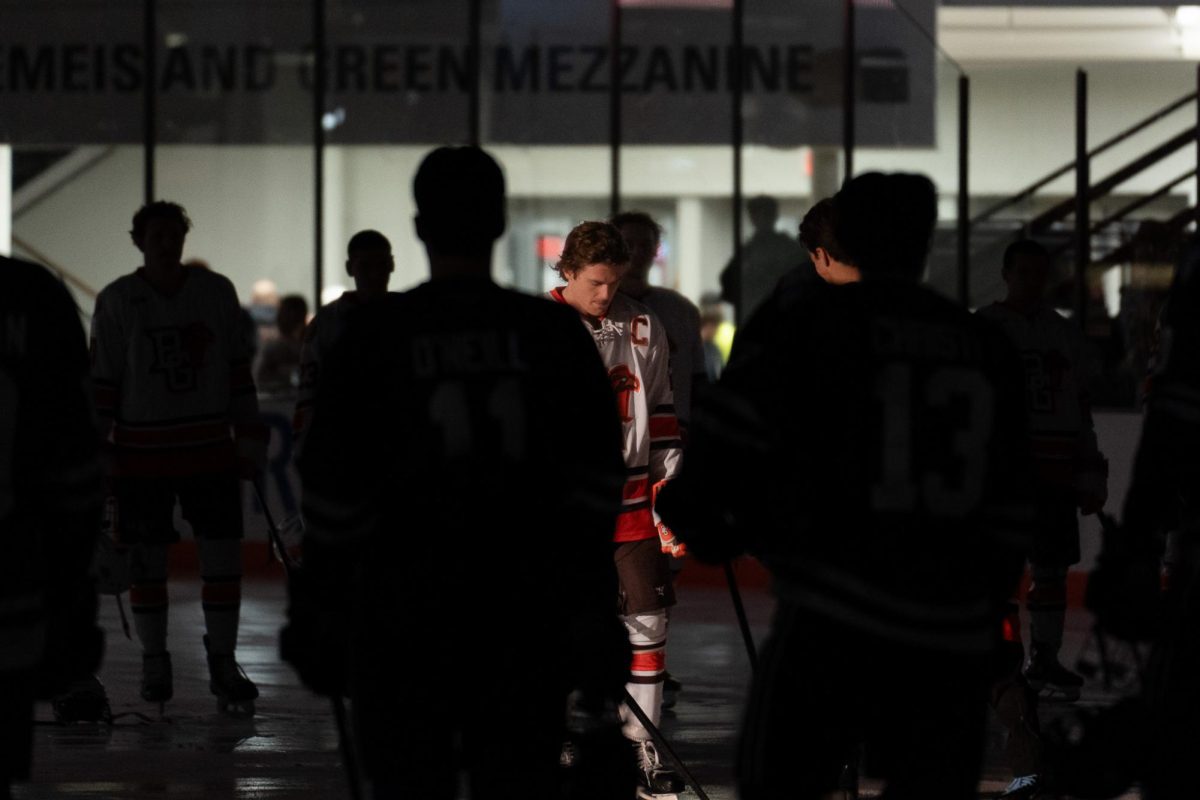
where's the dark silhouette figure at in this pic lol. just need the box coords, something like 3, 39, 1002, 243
0, 257, 104, 796
91, 201, 267, 717
286, 147, 632, 799
658, 173, 1032, 799
719, 195, 809, 325
1085, 236, 1200, 799
254, 293, 308, 395
293, 229, 395, 455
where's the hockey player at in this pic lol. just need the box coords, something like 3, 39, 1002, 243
549, 220, 687, 798
1085, 235, 1200, 799
90, 202, 267, 716
612, 211, 707, 431
287, 147, 632, 799
1, 256, 104, 791
292, 228, 394, 454
976, 239, 1108, 702
658, 173, 1032, 799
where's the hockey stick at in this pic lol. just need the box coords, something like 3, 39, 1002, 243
621, 687, 710, 800
251, 479, 362, 800
723, 561, 758, 673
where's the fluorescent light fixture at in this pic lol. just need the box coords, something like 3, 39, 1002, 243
1176, 5, 1200, 27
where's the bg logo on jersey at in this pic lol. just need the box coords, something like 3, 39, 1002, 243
146, 323, 215, 392
608, 364, 641, 422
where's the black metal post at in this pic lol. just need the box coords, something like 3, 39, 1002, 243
143, 0, 156, 205
842, 0, 855, 181
957, 74, 969, 307
313, 0, 326, 306
1075, 69, 1089, 328
1195, 63, 1199, 209
468, 0, 482, 147
609, 0, 621, 217
732, 0, 744, 321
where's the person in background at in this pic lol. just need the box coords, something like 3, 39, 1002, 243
254, 294, 308, 396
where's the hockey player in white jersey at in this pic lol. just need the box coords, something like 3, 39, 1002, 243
549, 220, 686, 799
292, 229, 394, 455
977, 239, 1108, 702
90, 202, 267, 716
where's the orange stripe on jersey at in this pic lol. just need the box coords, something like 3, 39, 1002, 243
130, 584, 169, 607
649, 415, 680, 440
631, 650, 666, 674
623, 476, 649, 502
614, 508, 656, 542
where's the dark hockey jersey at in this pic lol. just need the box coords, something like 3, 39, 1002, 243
0, 258, 102, 670
299, 278, 626, 631
659, 277, 1033, 653
1125, 239, 1200, 537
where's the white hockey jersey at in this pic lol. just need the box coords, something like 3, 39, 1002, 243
976, 301, 1102, 489
550, 289, 682, 543
91, 267, 266, 476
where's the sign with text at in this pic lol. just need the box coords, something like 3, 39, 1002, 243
0, 0, 935, 147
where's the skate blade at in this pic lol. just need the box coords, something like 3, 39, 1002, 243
1037, 685, 1081, 703
636, 791, 679, 800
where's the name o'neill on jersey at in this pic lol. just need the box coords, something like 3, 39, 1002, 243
411, 329, 528, 377
609, 364, 641, 422
145, 323, 216, 393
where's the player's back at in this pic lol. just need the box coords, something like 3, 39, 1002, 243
299, 277, 624, 627
724, 277, 1030, 651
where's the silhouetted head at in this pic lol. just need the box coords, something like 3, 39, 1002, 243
611, 210, 661, 295
131, 201, 191, 264
413, 147, 506, 260
555, 221, 630, 319
276, 294, 309, 340
799, 199, 859, 285
345, 229, 394, 299
747, 195, 779, 232
1001, 239, 1051, 309
832, 173, 936, 280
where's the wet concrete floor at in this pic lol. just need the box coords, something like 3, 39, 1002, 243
16, 577, 1141, 799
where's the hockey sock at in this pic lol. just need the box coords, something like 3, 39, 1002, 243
619, 610, 668, 741
129, 544, 170, 655
198, 538, 243, 656
1028, 564, 1068, 657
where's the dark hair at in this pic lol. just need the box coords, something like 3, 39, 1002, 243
610, 211, 662, 243
798, 199, 851, 264
347, 229, 391, 256
1002, 239, 1049, 275
276, 294, 309, 338
833, 172, 936, 278
555, 221, 630, 279
130, 201, 192, 246
747, 195, 778, 219
413, 146, 505, 256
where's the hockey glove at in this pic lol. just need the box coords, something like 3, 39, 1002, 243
657, 522, 687, 559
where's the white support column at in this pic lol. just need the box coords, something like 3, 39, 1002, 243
0, 145, 11, 256
320, 146, 346, 305
676, 196, 703, 304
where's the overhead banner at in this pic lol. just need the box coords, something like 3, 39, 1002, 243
0, 0, 935, 147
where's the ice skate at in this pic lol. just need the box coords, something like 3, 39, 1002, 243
1025, 650, 1083, 702
140, 651, 173, 713
52, 674, 111, 724
633, 739, 685, 799
205, 635, 258, 717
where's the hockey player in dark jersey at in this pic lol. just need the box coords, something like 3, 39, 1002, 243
1084, 236, 1200, 800
91, 202, 268, 716
658, 172, 1032, 799
0, 257, 104, 793
287, 147, 632, 799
